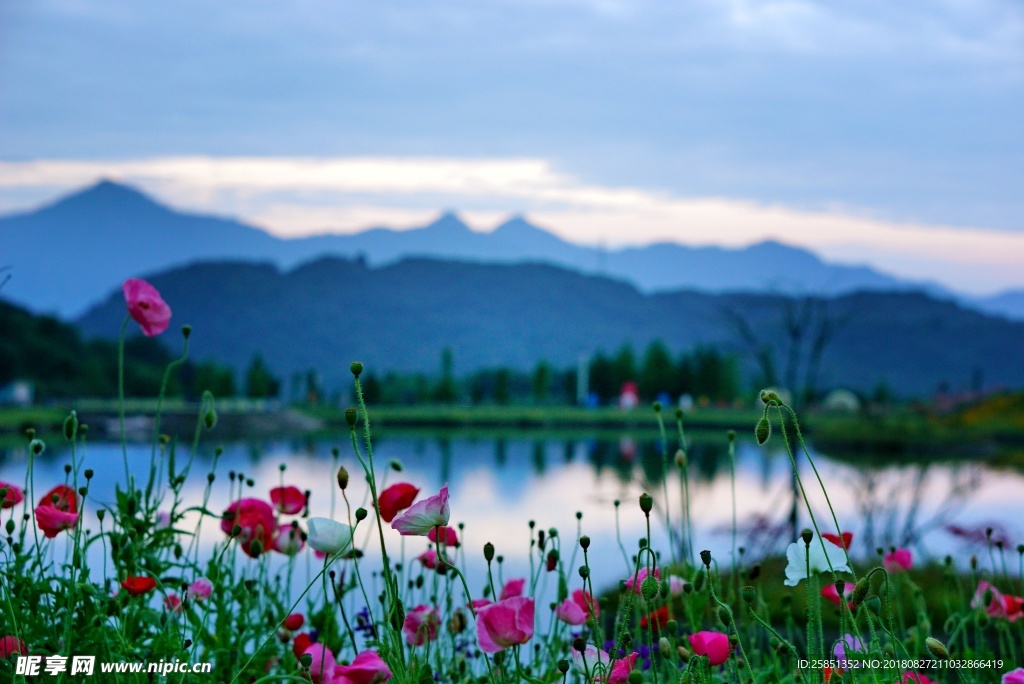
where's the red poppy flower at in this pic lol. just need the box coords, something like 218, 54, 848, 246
38, 484, 77, 513
822, 531, 853, 551
270, 486, 306, 515
640, 605, 670, 630
292, 633, 312, 659
0, 636, 27, 658
220, 498, 277, 558
377, 483, 419, 523
121, 576, 157, 596
283, 613, 304, 631
0, 481, 24, 509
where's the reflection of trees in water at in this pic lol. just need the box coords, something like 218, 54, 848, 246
850, 462, 982, 558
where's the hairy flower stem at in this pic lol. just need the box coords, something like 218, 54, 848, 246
675, 414, 695, 565
654, 409, 674, 563
117, 315, 132, 487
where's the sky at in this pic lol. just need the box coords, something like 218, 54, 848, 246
1, 1, 1023, 294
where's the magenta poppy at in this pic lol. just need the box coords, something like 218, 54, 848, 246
476, 596, 535, 653
334, 650, 393, 684
884, 548, 913, 572
689, 631, 730, 666
821, 582, 854, 609
220, 498, 277, 558
500, 578, 525, 600
427, 524, 459, 547
302, 643, 336, 684
402, 605, 440, 646
624, 566, 659, 595
270, 486, 306, 515
378, 483, 420, 523
123, 278, 172, 337
0, 636, 27, 658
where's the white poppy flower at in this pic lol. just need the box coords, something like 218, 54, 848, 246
784, 532, 851, 587
306, 518, 353, 555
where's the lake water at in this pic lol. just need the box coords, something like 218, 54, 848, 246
2, 428, 1021, 604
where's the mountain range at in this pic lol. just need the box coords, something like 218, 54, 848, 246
76, 256, 1024, 396
8, 179, 1021, 319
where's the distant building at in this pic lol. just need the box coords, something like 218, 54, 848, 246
619, 381, 640, 410
0, 380, 33, 406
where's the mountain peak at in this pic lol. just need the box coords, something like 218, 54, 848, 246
424, 211, 472, 234
46, 179, 166, 215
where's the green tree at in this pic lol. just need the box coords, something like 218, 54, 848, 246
494, 368, 511, 405
639, 339, 674, 400
588, 351, 615, 402
434, 348, 458, 403
611, 344, 637, 391
245, 354, 280, 398
531, 361, 552, 404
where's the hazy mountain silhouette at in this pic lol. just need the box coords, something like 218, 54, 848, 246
77, 256, 1024, 395
2, 180, 949, 318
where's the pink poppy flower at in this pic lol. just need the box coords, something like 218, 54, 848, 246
689, 631, 731, 666
270, 486, 306, 515
667, 575, 686, 596
38, 483, 77, 513
605, 652, 639, 684
500, 578, 526, 600
378, 483, 420, 523
1002, 668, 1024, 684
821, 582, 854, 609
189, 577, 213, 601
403, 605, 440, 646
822, 531, 853, 551
427, 525, 459, 547
220, 498, 277, 558
0, 481, 24, 509
901, 673, 937, 684
273, 524, 306, 555
121, 576, 157, 596
475, 596, 535, 653
469, 597, 492, 611
302, 643, 337, 684
34, 505, 79, 538
333, 650, 393, 684
555, 598, 587, 625
884, 548, 913, 572
391, 484, 449, 536
624, 566, 659, 595
123, 278, 172, 337
0, 636, 27, 657
418, 549, 445, 570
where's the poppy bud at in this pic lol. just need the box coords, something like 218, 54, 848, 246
63, 412, 78, 441
448, 608, 467, 634
700, 549, 712, 567
677, 646, 691, 661
355, 508, 367, 521
628, 673, 642, 684
747, 564, 761, 581
579, 566, 589, 579
727, 430, 735, 442
4, 520, 13, 535
652, 401, 662, 412
580, 535, 591, 550
344, 408, 358, 428
181, 324, 192, 339
85, 469, 94, 479
336, 466, 349, 490
865, 596, 881, 615
760, 389, 781, 405
801, 529, 814, 546
299, 653, 313, 668
741, 586, 756, 604
546, 550, 558, 572
389, 459, 403, 472
641, 576, 660, 600
557, 660, 569, 674
350, 362, 363, 378
30, 439, 45, 456
25, 428, 35, 439
675, 449, 686, 467
755, 418, 770, 445
639, 493, 653, 514
852, 578, 869, 606
572, 637, 587, 653
484, 542, 495, 562
249, 540, 263, 558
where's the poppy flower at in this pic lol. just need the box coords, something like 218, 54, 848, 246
971, 581, 1024, 622
302, 643, 336, 684
306, 518, 353, 556
833, 633, 862, 667
164, 593, 182, 613
476, 596, 534, 653
569, 647, 637, 683
292, 632, 312, 659
603, 652, 639, 684
34, 505, 79, 538
378, 483, 420, 523
555, 589, 598, 625
402, 605, 440, 646
39, 484, 77, 513
0, 636, 27, 658
270, 486, 306, 515
624, 566, 659, 595
391, 484, 449, 536
283, 613, 304, 631
189, 577, 213, 601
0, 482, 24, 509
123, 278, 172, 337
822, 531, 853, 551
334, 649, 393, 683
121, 575, 157, 596
1002, 668, 1024, 684
500, 578, 525, 600
273, 524, 306, 555
418, 549, 450, 571
784, 533, 851, 587
689, 631, 730, 666
426, 525, 459, 547
901, 673, 937, 684
822, 582, 854, 609
884, 548, 913, 572
640, 606, 670, 629
220, 498, 277, 558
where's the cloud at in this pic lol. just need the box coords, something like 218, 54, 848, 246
2, 155, 1024, 294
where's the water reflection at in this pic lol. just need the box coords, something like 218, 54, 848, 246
0, 430, 1021, 596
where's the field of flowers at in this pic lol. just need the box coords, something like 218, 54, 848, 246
1, 279, 1021, 684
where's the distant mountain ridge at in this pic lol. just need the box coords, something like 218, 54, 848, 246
75, 256, 1024, 396
0, 180, 958, 318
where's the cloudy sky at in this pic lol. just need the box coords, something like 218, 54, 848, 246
1, 1, 1022, 293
